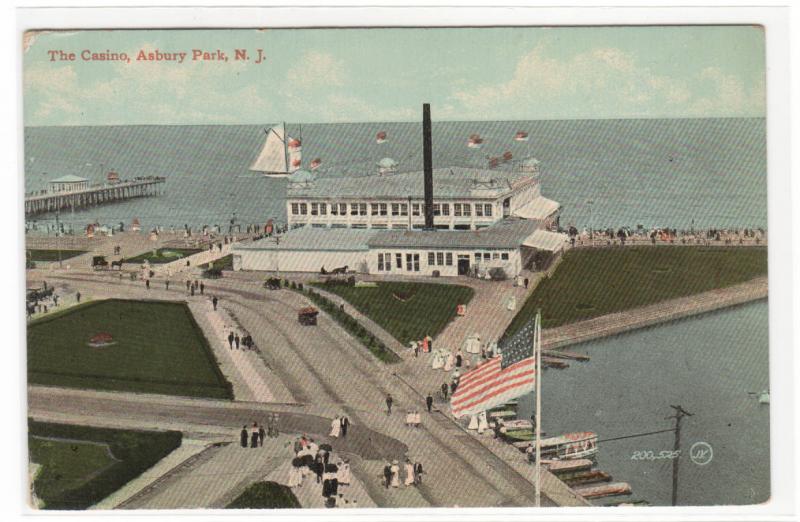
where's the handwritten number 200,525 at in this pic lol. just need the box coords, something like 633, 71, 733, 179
631, 450, 681, 461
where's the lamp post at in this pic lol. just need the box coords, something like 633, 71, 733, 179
586, 199, 594, 244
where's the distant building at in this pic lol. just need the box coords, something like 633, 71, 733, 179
48, 174, 89, 193
285, 165, 560, 231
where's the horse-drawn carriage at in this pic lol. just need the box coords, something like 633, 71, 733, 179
264, 277, 282, 290
92, 256, 124, 270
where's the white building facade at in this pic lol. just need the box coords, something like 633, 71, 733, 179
285, 166, 558, 231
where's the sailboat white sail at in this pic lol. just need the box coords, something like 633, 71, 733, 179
249, 123, 302, 177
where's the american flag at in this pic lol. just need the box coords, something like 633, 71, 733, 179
450, 315, 538, 418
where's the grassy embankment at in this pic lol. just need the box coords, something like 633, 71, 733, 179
312, 281, 475, 346
28, 299, 233, 399
26, 249, 87, 262
125, 248, 202, 264
28, 421, 182, 510
226, 481, 301, 509
504, 246, 768, 338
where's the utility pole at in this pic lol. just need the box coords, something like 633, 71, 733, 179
668, 405, 693, 506
586, 199, 594, 244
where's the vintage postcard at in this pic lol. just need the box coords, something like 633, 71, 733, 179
22, 22, 772, 512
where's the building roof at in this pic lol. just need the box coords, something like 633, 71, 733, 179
512, 196, 561, 220
234, 227, 380, 252
50, 174, 89, 183
522, 229, 568, 251
367, 218, 543, 250
287, 167, 534, 200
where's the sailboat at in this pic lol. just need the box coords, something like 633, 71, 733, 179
249, 123, 302, 178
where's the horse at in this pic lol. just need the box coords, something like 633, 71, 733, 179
110, 259, 124, 270
330, 265, 348, 275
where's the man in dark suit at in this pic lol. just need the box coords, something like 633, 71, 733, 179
383, 463, 392, 489
340, 415, 350, 437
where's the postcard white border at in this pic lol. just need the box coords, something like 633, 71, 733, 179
6, 3, 796, 522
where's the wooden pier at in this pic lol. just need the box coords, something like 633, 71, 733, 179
25, 177, 165, 217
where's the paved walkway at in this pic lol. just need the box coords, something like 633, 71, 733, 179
119, 440, 287, 509
189, 300, 289, 403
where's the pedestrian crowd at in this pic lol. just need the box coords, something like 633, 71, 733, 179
287, 432, 354, 508
239, 416, 280, 448
381, 458, 424, 489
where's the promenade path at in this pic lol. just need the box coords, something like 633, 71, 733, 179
27, 271, 579, 507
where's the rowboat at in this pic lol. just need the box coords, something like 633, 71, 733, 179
561, 470, 611, 486
543, 459, 593, 473
488, 410, 516, 419
574, 482, 631, 499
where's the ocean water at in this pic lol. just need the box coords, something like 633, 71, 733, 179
518, 301, 770, 506
24, 118, 767, 231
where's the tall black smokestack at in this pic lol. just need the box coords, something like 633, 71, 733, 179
423, 103, 434, 230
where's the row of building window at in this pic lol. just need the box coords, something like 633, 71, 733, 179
290, 201, 494, 218
377, 252, 421, 272
376, 250, 509, 271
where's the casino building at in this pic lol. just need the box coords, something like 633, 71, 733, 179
233, 105, 567, 279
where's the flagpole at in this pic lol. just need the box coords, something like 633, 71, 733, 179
535, 308, 542, 507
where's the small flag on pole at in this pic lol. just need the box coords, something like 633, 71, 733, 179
450, 316, 538, 418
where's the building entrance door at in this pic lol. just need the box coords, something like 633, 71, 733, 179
457, 256, 470, 275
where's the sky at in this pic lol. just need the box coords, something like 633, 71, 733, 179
23, 26, 766, 126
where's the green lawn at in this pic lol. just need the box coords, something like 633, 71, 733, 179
201, 254, 233, 270
227, 481, 301, 509
29, 421, 182, 510
313, 281, 475, 345
504, 246, 768, 338
30, 437, 117, 505
125, 248, 202, 264
26, 249, 86, 262
27, 299, 233, 399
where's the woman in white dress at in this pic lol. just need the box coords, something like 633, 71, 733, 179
337, 460, 351, 486
467, 414, 479, 430
477, 411, 489, 434
288, 464, 303, 488
431, 350, 444, 370
390, 460, 400, 488
404, 460, 416, 486
444, 352, 454, 372
329, 416, 341, 438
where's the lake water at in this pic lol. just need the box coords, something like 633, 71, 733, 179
24, 118, 766, 231
518, 300, 770, 506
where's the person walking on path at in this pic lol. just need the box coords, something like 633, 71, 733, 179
414, 461, 424, 485
228, 332, 234, 350
212, 296, 218, 310
145, 279, 150, 290
200, 282, 205, 295
340, 415, 350, 437
426, 394, 433, 413
441, 382, 448, 400
190, 285, 195, 296
240, 426, 248, 448
250, 423, 259, 448
165, 280, 170, 290
258, 424, 266, 446
186, 280, 190, 292
234, 334, 240, 350
524, 277, 529, 289
385, 394, 393, 415
75, 291, 81, 303
383, 463, 392, 489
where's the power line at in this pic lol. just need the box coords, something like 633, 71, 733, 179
596, 428, 676, 444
